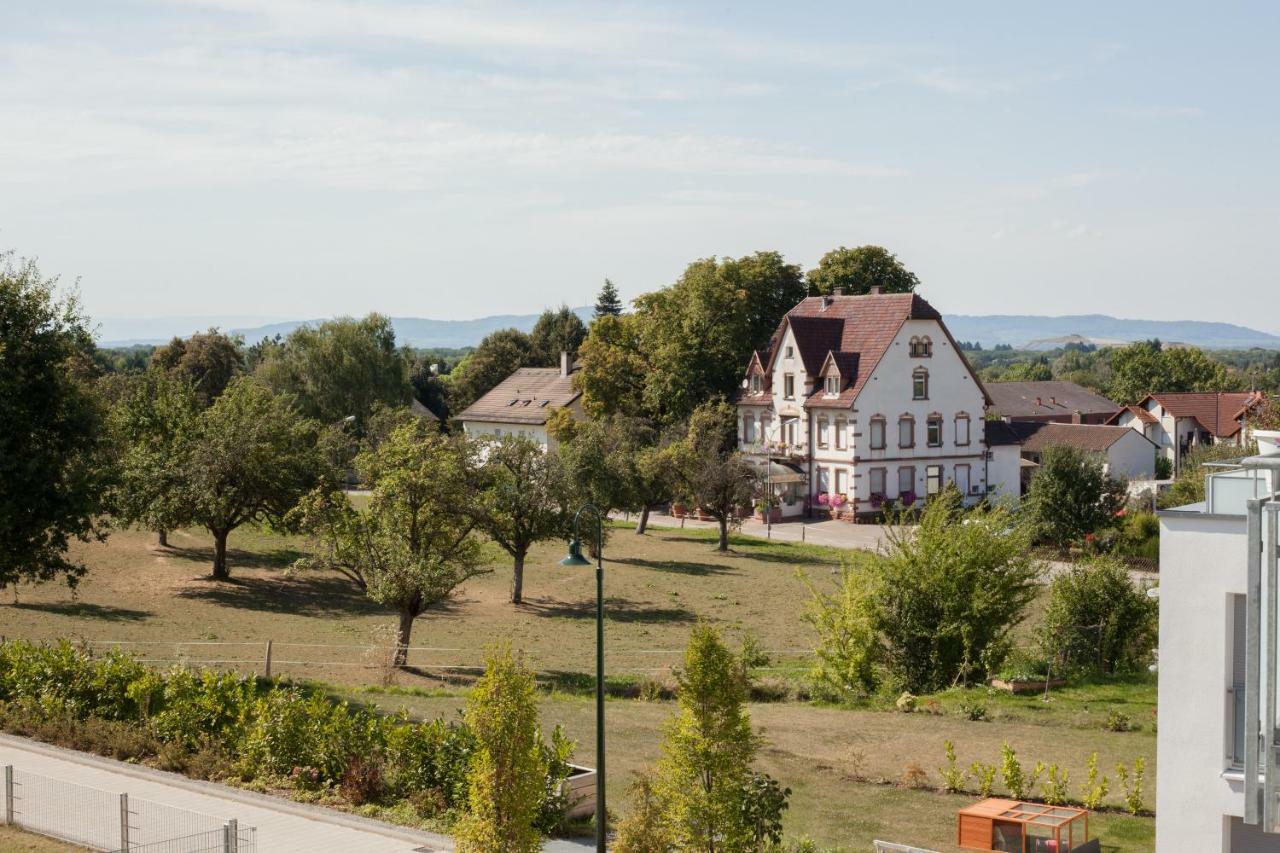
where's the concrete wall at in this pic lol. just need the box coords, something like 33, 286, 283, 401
1106, 430, 1158, 480
986, 444, 1022, 501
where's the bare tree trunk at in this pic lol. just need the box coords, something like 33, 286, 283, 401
394, 607, 415, 667
635, 506, 650, 535
211, 529, 230, 579
511, 553, 525, 604
717, 516, 729, 552
157, 529, 168, 548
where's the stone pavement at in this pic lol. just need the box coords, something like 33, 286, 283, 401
636, 509, 892, 552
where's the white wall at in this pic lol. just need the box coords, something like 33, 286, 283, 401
986, 444, 1022, 501
462, 420, 550, 447
1107, 431, 1158, 480
1158, 510, 1253, 853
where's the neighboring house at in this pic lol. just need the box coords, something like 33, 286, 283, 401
458, 351, 582, 449
1011, 421, 1158, 489
983, 420, 1029, 501
736, 288, 991, 517
409, 398, 440, 422
986, 380, 1120, 425
1108, 391, 1265, 472
1157, 453, 1280, 852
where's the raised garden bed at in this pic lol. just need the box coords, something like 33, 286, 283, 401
990, 677, 1066, 694
562, 764, 597, 819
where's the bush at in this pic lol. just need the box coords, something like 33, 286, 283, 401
1024, 445, 1127, 550
239, 687, 381, 783
1154, 455, 1173, 481
384, 716, 476, 808
1105, 710, 1135, 733
958, 701, 988, 722
741, 771, 790, 846
340, 755, 385, 805
797, 561, 880, 700
613, 772, 673, 853
1042, 764, 1069, 805
939, 741, 965, 793
899, 761, 929, 789
1039, 556, 1158, 674
1116, 758, 1145, 815
895, 692, 917, 713
1079, 752, 1109, 810
970, 761, 997, 798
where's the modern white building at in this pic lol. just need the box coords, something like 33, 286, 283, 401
458, 351, 583, 449
1158, 453, 1280, 852
736, 289, 991, 517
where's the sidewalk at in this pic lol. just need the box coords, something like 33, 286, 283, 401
639, 510, 891, 552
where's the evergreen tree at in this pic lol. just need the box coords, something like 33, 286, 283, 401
594, 277, 623, 318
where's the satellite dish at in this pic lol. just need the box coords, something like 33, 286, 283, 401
741, 379, 749, 389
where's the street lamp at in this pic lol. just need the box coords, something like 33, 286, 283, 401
560, 504, 605, 851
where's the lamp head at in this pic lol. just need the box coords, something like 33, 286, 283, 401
560, 537, 591, 567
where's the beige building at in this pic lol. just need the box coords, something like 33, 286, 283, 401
457, 351, 582, 449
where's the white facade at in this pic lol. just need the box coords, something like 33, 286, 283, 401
1158, 465, 1280, 852
1103, 429, 1159, 480
461, 399, 584, 451
985, 443, 1022, 501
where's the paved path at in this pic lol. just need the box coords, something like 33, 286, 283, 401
0, 735, 593, 852
638, 510, 893, 551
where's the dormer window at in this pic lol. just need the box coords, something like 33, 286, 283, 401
785, 345, 795, 359
749, 374, 763, 395
909, 336, 933, 358
824, 375, 839, 396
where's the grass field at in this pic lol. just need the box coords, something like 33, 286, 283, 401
0, 520, 1156, 851
0, 825, 85, 851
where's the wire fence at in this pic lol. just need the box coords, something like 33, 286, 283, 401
3, 765, 256, 852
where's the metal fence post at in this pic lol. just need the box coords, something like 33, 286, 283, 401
4, 765, 13, 825
226, 818, 238, 853
119, 792, 129, 851
263, 640, 273, 679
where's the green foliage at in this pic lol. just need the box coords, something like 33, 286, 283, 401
239, 687, 381, 782
150, 328, 245, 408
178, 377, 325, 578
528, 305, 587, 366
1159, 440, 1257, 508
666, 401, 759, 551
448, 328, 535, 416
1039, 557, 1158, 674
454, 644, 549, 853
471, 435, 573, 603
741, 772, 790, 847
1108, 339, 1229, 403
805, 245, 919, 296
594, 278, 624, 319
383, 716, 476, 807
148, 668, 257, 749
970, 761, 997, 798
1041, 764, 1070, 805
999, 742, 1040, 800
1116, 757, 1146, 815
1079, 752, 1109, 810
292, 420, 488, 660
958, 701, 989, 722
1024, 444, 1127, 550
654, 623, 767, 852
797, 562, 880, 700
1154, 454, 1173, 480
613, 772, 674, 853
871, 489, 1040, 692
0, 253, 111, 590
939, 741, 966, 793
574, 313, 650, 419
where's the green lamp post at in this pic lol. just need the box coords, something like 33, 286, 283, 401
561, 503, 606, 851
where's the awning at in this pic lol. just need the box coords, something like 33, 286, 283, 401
754, 459, 806, 484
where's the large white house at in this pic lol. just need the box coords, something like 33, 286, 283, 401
1158, 452, 1280, 852
736, 289, 991, 517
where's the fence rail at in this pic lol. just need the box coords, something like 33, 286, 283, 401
2, 765, 255, 853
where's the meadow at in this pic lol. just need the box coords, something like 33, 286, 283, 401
0, 520, 1156, 851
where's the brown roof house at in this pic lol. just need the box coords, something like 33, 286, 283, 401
986, 380, 1120, 424
458, 351, 583, 450
1106, 391, 1265, 472
986, 420, 1159, 495
737, 288, 995, 517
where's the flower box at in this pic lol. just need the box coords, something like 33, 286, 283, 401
562, 764, 597, 819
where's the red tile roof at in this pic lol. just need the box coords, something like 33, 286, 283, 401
1109, 404, 1158, 426
1141, 391, 1263, 438
1014, 422, 1155, 453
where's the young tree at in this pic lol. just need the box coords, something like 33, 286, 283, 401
1039, 557, 1158, 674
254, 314, 411, 431
448, 328, 535, 415
179, 377, 324, 579
873, 488, 1040, 692
1024, 444, 1127, 550
0, 253, 112, 591
150, 328, 245, 408
594, 277, 624, 318
653, 624, 764, 851
805, 245, 920, 296
574, 313, 650, 419
666, 402, 755, 551
528, 305, 587, 366
613, 773, 675, 852
797, 559, 881, 700
109, 370, 200, 547
454, 644, 550, 853
472, 435, 572, 604
292, 421, 488, 662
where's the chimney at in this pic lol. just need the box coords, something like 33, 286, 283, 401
833, 285, 844, 296
868, 285, 882, 296
1035, 396, 1042, 407
1050, 396, 1057, 406
820, 295, 832, 310
560, 350, 570, 378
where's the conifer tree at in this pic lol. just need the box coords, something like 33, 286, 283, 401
594, 277, 623, 318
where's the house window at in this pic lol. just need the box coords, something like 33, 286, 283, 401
785, 345, 794, 359
1231, 594, 1246, 766
898, 415, 915, 448
927, 415, 943, 447
835, 468, 847, 496
761, 413, 771, 442
817, 466, 830, 494
743, 414, 755, 444
784, 374, 795, 399
749, 374, 762, 394
898, 466, 915, 498
956, 414, 971, 446
926, 464, 943, 496
912, 368, 929, 400
955, 464, 971, 496
869, 417, 886, 450
909, 336, 933, 358
817, 418, 829, 448
824, 375, 838, 396
835, 418, 847, 450
869, 467, 886, 497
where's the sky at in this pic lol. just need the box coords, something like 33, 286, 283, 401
2, 1, 1277, 334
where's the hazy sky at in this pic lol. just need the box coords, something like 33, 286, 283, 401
3, 1, 1277, 331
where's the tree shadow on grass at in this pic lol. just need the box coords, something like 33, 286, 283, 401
10, 601, 154, 622
173, 572, 409, 619
651, 534, 840, 566
521, 596, 695, 624
166, 544, 309, 572
612, 557, 738, 576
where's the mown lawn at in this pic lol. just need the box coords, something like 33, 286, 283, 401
0, 825, 86, 851
0, 520, 1156, 850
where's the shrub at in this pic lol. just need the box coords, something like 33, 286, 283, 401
797, 562, 880, 700
899, 761, 929, 790
741, 772, 790, 847
612, 772, 673, 853
1000, 743, 1027, 799
340, 755, 385, 805
535, 725, 576, 835
958, 701, 988, 722
149, 668, 257, 749
1116, 758, 1145, 815
1042, 764, 1069, 805
872, 489, 1039, 692
239, 687, 381, 783
895, 692, 917, 713
1079, 752, 1109, 810
939, 741, 966, 793
384, 716, 476, 808
1024, 445, 1126, 550
1039, 557, 1158, 674
1154, 455, 1173, 481
1105, 710, 1135, 732
970, 761, 997, 798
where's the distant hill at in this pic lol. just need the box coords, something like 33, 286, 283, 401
98, 309, 1280, 351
